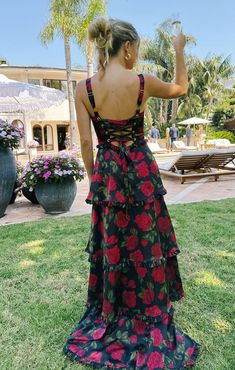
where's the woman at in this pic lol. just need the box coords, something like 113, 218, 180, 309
63, 17, 200, 369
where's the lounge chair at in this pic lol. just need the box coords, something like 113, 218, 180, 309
206, 139, 235, 149
159, 148, 235, 184
147, 142, 168, 153
172, 140, 197, 151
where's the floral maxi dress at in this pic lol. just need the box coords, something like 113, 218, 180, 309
63, 74, 201, 369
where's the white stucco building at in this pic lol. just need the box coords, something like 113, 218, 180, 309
0, 65, 89, 153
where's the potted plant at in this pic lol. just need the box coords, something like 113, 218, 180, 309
0, 118, 24, 217
27, 139, 39, 159
18, 153, 86, 214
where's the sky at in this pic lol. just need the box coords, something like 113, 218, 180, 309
0, 0, 234, 70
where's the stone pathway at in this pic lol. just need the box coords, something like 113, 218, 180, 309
1, 173, 235, 226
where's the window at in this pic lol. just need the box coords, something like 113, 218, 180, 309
43, 125, 54, 151
11, 120, 25, 148
28, 79, 41, 86
43, 79, 77, 97
33, 125, 43, 151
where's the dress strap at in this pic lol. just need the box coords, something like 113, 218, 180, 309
86, 78, 96, 110
137, 73, 145, 108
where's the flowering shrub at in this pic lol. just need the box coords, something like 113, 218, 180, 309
0, 119, 24, 149
27, 140, 39, 148
18, 153, 86, 191
16, 161, 24, 177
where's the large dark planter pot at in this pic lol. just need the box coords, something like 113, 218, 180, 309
22, 187, 39, 204
35, 178, 77, 214
9, 180, 18, 204
0, 147, 16, 217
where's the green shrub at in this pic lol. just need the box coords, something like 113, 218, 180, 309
206, 130, 235, 143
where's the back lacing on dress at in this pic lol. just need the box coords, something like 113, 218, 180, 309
85, 74, 148, 215
85, 73, 146, 150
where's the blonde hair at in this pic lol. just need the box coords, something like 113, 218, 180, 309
88, 17, 140, 70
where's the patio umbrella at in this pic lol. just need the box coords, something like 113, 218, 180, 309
0, 74, 65, 113
177, 117, 211, 125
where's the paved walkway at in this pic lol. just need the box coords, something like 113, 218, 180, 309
1, 173, 235, 226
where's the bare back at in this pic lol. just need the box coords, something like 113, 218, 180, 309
82, 68, 146, 121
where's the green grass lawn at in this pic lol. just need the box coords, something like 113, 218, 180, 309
0, 199, 235, 370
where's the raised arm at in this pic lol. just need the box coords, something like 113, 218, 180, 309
75, 81, 94, 183
144, 34, 188, 99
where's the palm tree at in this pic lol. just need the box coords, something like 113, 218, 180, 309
201, 55, 235, 118
141, 18, 196, 123
40, 0, 87, 148
75, 0, 107, 77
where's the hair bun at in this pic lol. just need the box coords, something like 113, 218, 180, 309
88, 17, 112, 49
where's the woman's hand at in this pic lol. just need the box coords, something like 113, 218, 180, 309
172, 33, 186, 53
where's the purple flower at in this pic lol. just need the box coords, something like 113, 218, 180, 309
43, 171, 52, 179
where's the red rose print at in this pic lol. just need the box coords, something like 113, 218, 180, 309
92, 328, 106, 339
136, 152, 145, 160
187, 347, 195, 358
130, 250, 144, 263
150, 328, 163, 346
154, 200, 161, 215
118, 318, 125, 327
157, 291, 164, 300
177, 335, 183, 343
129, 152, 136, 161
133, 319, 146, 334
105, 151, 111, 160
151, 243, 162, 258
135, 212, 152, 231
157, 216, 171, 233
126, 235, 138, 250
136, 162, 149, 177
113, 153, 122, 165
130, 335, 138, 343
143, 289, 154, 304
76, 349, 86, 356
73, 336, 89, 343
103, 299, 113, 314
147, 351, 164, 369
89, 273, 97, 287
152, 265, 165, 284
69, 344, 81, 354
106, 343, 124, 353
144, 203, 150, 210
145, 305, 161, 317
108, 235, 118, 245
106, 245, 120, 264
141, 238, 148, 247
108, 271, 119, 286
127, 280, 136, 289
72, 329, 83, 337
116, 191, 126, 202
93, 173, 103, 182
89, 351, 102, 363
107, 176, 117, 191
136, 352, 147, 367
171, 233, 176, 242
140, 181, 154, 196
92, 210, 98, 224
136, 267, 147, 278
111, 349, 125, 361
115, 211, 130, 228
150, 160, 159, 174
123, 290, 136, 308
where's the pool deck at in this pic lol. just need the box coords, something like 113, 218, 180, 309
1, 170, 235, 226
